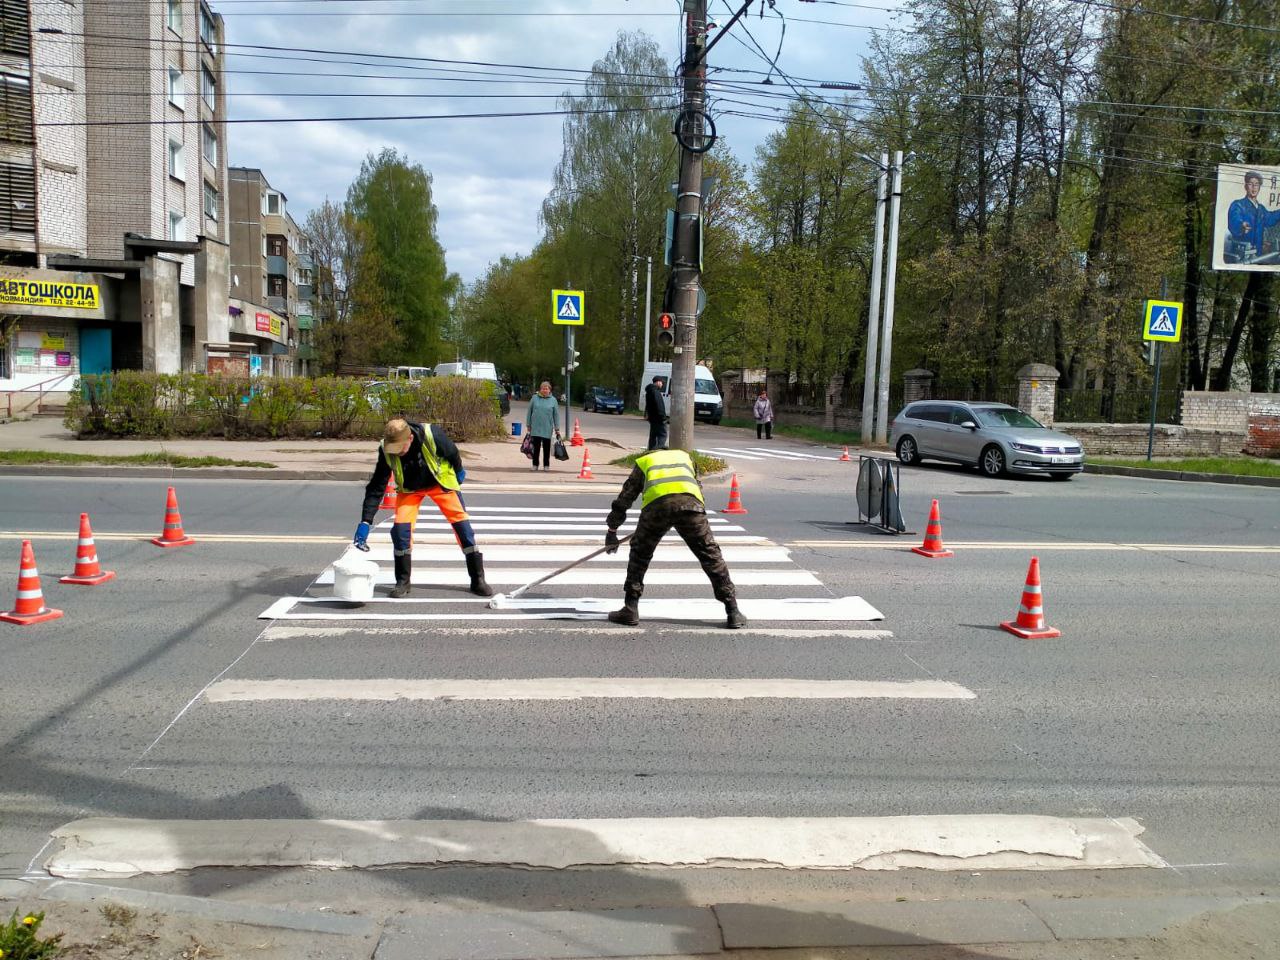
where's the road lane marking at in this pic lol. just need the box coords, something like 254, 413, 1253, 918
259, 625, 895, 641
313, 567, 822, 587
788, 540, 1280, 553
204, 678, 974, 702
46, 815, 1164, 878
348, 545, 793, 563
258, 595, 884, 622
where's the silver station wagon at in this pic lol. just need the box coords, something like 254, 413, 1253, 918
889, 401, 1085, 480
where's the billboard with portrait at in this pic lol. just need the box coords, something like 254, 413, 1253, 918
1213, 163, 1280, 272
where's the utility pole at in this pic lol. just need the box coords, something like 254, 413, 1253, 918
668, 0, 710, 452
632, 254, 653, 378
861, 153, 888, 445
875, 150, 905, 445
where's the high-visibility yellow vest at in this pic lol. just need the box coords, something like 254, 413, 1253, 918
636, 449, 703, 507
383, 422, 460, 492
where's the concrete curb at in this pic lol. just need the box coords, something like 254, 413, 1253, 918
1086, 463, 1280, 487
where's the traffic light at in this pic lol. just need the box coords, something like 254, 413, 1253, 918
567, 347, 581, 372
657, 312, 675, 347
1142, 341, 1155, 365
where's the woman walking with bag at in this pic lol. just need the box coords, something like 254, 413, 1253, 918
753, 387, 774, 440
526, 380, 560, 471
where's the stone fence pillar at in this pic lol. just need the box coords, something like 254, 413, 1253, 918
1017, 363, 1060, 426
824, 373, 845, 431
903, 369, 934, 405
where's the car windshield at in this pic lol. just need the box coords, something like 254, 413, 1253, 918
694, 378, 718, 395
975, 407, 1043, 429
594, 388, 619, 398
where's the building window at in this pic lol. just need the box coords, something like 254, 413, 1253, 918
0, 73, 33, 145
167, 66, 184, 108
201, 123, 218, 165
0, 162, 35, 233
268, 276, 285, 298
201, 66, 216, 109
1, 1, 32, 58
168, 211, 186, 242
261, 235, 267, 258
199, 5, 217, 52
167, 0, 181, 33
0, 333, 8, 378
267, 235, 285, 257
168, 139, 184, 181
264, 192, 281, 216
203, 181, 219, 221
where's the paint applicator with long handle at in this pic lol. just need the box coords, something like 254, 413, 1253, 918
488, 535, 633, 610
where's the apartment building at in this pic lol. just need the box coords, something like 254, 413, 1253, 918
228, 167, 314, 376
0, 0, 234, 402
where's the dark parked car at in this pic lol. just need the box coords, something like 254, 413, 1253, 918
584, 386, 625, 414
889, 401, 1085, 479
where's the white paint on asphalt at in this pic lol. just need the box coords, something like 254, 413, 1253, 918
312, 567, 821, 587
789, 540, 1280, 553
259, 595, 884, 622
258, 625, 895, 641
346, 544, 793, 563
204, 677, 975, 703
46, 815, 1165, 878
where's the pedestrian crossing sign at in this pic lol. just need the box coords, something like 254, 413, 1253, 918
1143, 299, 1183, 342
552, 289, 585, 326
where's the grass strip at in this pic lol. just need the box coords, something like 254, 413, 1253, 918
0, 449, 277, 469
610, 450, 727, 476
717, 416, 861, 446
1092, 456, 1280, 478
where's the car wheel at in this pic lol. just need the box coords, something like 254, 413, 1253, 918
710, 418, 721, 426
1050, 473, 1073, 481
980, 444, 1006, 477
896, 436, 920, 465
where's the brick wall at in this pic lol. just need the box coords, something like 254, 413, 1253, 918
1063, 423, 1245, 458
32, 0, 88, 257
1180, 391, 1250, 432
1245, 394, 1280, 456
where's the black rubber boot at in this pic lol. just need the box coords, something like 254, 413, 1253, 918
724, 600, 748, 629
388, 553, 412, 599
608, 590, 641, 626
466, 552, 494, 597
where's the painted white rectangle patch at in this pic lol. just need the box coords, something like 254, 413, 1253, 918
46, 815, 1166, 879
312, 567, 821, 587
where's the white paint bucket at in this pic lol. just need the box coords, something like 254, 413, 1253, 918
332, 555, 379, 602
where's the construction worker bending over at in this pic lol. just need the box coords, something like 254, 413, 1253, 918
604, 449, 746, 629
354, 418, 492, 599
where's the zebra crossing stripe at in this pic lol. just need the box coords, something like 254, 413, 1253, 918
205, 678, 974, 702
313, 567, 822, 587
46, 815, 1165, 878
345, 545, 793, 563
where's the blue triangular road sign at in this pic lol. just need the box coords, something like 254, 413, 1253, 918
557, 295, 580, 320
1150, 309, 1176, 334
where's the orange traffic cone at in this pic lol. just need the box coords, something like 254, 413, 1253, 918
1, 540, 63, 625
911, 499, 954, 558
570, 418, 585, 447
1000, 557, 1061, 639
577, 446, 594, 480
722, 474, 749, 514
61, 513, 115, 585
151, 486, 195, 547
380, 478, 397, 510
839, 446, 852, 462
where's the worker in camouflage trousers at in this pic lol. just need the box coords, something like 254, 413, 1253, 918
604, 448, 746, 629
354, 418, 492, 599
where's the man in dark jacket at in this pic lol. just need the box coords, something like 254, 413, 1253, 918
604, 448, 746, 630
643, 376, 669, 450
354, 418, 492, 598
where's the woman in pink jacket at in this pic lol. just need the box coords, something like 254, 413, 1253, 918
753, 388, 774, 440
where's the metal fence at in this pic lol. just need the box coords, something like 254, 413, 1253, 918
1055, 388, 1182, 425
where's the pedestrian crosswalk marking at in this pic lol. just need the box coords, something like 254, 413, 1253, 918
347, 545, 794, 563
697, 446, 840, 462
205, 678, 974, 702
259, 625, 895, 641
46, 816, 1166, 878
314, 567, 821, 587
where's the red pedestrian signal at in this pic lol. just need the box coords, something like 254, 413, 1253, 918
657, 312, 675, 347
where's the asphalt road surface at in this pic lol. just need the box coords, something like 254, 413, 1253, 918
0, 424, 1277, 952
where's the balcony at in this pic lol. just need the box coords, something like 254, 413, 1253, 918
266, 255, 287, 276
297, 253, 314, 270
266, 295, 286, 314
295, 300, 313, 318
296, 316, 313, 330
296, 284, 314, 301
296, 344, 316, 361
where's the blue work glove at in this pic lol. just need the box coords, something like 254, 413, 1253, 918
353, 521, 371, 552
457, 467, 467, 484
605, 530, 620, 555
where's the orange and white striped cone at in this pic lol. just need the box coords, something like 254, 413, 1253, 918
151, 486, 195, 548
911, 499, 954, 558
1000, 557, 1061, 639
1, 540, 64, 625
722, 474, 749, 514
61, 513, 115, 585
380, 478, 397, 510
839, 446, 852, 462
570, 418, 585, 447
577, 446, 594, 480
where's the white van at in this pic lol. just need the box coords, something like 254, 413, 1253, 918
641, 361, 723, 425
435, 360, 498, 381
389, 365, 434, 381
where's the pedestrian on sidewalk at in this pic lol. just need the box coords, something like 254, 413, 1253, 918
753, 387, 774, 440
644, 376, 669, 450
603, 449, 746, 630
353, 418, 492, 599
526, 381, 560, 471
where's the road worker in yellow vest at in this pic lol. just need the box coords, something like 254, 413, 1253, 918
604, 448, 746, 629
354, 418, 492, 599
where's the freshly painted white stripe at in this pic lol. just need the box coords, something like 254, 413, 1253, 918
46, 815, 1165, 878
376, 522, 746, 533
745, 447, 837, 460
696, 448, 767, 461
259, 595, 883, 622
348, 545, 792, 563
205, 678, 974, 702
374, 514, 733, 526
461, 507, 645, 515
788, 540, 1280, 553
314, 567, 821, 587
259, 625, 893, 641
369, 534, 771, 545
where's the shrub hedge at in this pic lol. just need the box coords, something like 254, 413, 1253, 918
63, 373, 506, 442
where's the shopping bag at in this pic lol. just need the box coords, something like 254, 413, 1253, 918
553, 435, 570, 461
520, 433, 534, 459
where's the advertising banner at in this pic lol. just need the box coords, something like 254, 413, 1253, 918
0, 279, 101, 309
1213, 163, 1280, 272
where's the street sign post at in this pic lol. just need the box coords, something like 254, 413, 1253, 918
552, 289, 585, 326
1141, 298, 1183, 462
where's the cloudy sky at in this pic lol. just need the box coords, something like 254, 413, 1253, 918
222, 1, 898, 283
